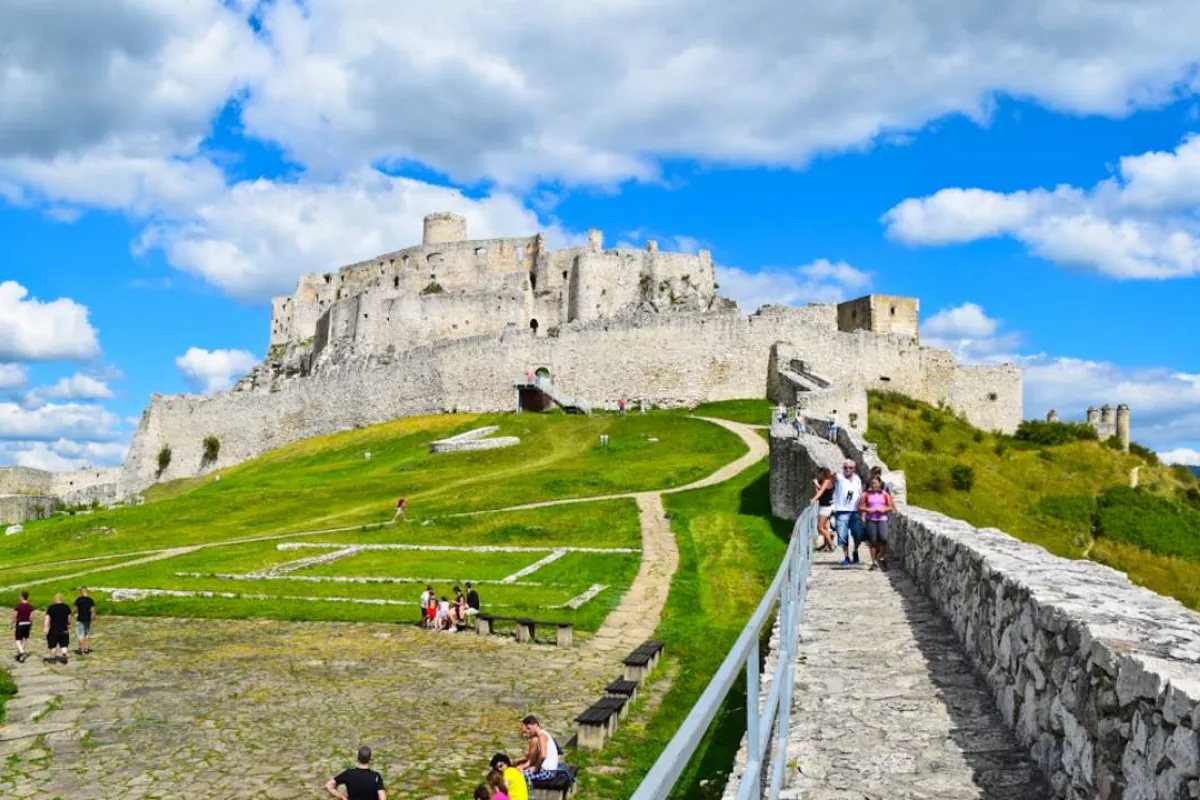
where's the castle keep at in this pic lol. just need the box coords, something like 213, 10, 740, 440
1, 213, 1023, 508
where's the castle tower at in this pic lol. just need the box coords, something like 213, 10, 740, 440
1116, 404, 1131, 453
1100, 404, 1114, 424
423, 212, 467, 245
836, 295, 920, 341
1046, 410, 1059, 423
587, 229, 604, 252
1086, 407, 1098, 425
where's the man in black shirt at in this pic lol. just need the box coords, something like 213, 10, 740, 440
465, 581, 480, 626
73, 587, 96, 655
43, 593, 71, 664
324, 745, 386, 800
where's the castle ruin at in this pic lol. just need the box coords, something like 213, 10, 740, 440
1046, 404, 1131, 452
0, 213, 1023, 513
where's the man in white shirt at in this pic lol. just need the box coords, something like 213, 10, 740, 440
831, 460, 864, 566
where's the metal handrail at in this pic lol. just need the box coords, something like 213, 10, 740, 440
631, 505, 817, 800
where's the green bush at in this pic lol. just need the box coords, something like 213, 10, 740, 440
972, 430, 985, 444
993, 441, 1009, 457
1034, 495, 1097, 527
954, 441, 969, 455
157, 445, 172, 473
1171, 465, 1197, 484
930, 417, 945, 433
921, 437, 935, 453
950, 464, 975, 492
1129, 442, 1160, 466
1096, 486, 1200, 561
202, 436, 221, 464
919, 408, 934, 423
1014, 420, 1098, 446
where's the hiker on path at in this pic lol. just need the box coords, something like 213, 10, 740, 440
809, 467, 835, 551
828, 410, 840, 443
831, 460, 864, 566
324, 745, 386, 800
73, 587, 96, 655
392, 497, 406, 521
858, 476, 896, 571
43, 592, 71, 664
618, 398, 626, 416
514, 715, 562, 783
12, 591, 34, 663
489, 754, 528, 800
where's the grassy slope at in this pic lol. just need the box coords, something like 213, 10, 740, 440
575, 455, 790, 799
865, 391, 1200, 609
692, 399, 773, 427
0, 666, 13, 724
1, 411, 744, 570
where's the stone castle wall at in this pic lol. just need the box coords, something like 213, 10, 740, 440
0, 467, 52, 495
123, 305, 1021, 487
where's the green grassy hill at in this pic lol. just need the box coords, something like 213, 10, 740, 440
866, 391, 1200, 609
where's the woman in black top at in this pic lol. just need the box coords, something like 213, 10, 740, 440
810, 467, 835, 551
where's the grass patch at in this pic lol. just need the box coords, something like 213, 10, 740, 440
1, 412, 742, 571
573, 461, 789, 798
867, 390, 1200, 609
0, 666, 13, 724
691, 399, 773, 427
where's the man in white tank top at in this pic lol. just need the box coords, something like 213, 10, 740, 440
515, 715, 561, 782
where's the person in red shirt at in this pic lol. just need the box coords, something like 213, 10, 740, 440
12, 591, 34, 663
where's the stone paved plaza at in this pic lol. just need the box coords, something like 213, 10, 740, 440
782, 548, 1049, 799
0, 617, 609, 800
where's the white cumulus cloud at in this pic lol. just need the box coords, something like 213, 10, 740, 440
175, 347, 259, 394
716, 259, 872, 311
921, 303, 1022, 363
0, 401, 122, 442
0, 439, 129, 471
882, 135, 1200, 280
26, 374, 114, 404
0, 281, 100, 361
0, 364, 28, 391
1159, 447, 1200, 466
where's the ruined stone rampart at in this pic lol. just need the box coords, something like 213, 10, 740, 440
771, 431, 1200, 798
124, 305, 1022, 487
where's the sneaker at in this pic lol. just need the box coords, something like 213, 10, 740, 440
840, 557, 851, 567
880, 560, 889, 572
58, 655, 68, 664
868, 563, 878, 571
74, 648, 83, 656
852, 551, 860, 564
83, 649, 91, 654
43, 656, 57, 664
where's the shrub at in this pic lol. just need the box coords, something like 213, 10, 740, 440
1038, 449, 1055, 462
972, 430, 985, 444
954, 441, 969, 455
1034, 495, 1097, 527
202, 436, 221, 464
1182, 487, 1200, 512
919, 408, 934, 424
1129, 442, 1160, 466
1096, 486, 1200, 561
1103, 435, 1125, 451
1014, 420, 1098, 446
420, 281, 444, 296
930, 417, 945, 433
1171, 465, 1197, 484
157, 445, 172, 473
993, 441, 1009, 457
921, 437, 935, 453
950, 464, 975, 492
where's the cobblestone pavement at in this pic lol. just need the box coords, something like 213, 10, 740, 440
781, 549, 1050, 799
1, 616, 619, 800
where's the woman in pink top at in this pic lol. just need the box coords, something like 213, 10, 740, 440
857, 476, 895, 571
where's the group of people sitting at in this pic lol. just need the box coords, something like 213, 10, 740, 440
322, 716, 573, 800
811, 460, 896, 570
418, 582, 480, 631
475, 716, 573, 800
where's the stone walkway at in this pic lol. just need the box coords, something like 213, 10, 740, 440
781, 548, 1050, 799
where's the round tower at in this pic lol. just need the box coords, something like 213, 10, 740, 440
423, 212, 467, 245
1086, 407, 1098, 425
1116, 404, 1131, 453
1100, 404, 1114, 424
1046, 409, 1059, 423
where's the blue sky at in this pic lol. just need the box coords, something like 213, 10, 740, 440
3, 1, 1200, 470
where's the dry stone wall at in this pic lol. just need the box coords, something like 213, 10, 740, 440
895, 508, 1200, 800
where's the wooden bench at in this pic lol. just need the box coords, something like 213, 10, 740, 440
476, 614, 574, 648
530, 765, 579, 800
605, 678, 638, 706
622, 639, 665, 682
574, 703, 617, 751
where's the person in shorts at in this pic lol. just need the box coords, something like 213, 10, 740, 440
859, 476, 896, 571
324, 745, 386, 800
419, 585, 433, 629
465, 581, 480, 623
12, 591, 34, 663
43, 593, 71, 664
73, 587, 96, 655
809, 468, 835, 551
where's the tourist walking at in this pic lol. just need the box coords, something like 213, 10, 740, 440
324, 745, 386, 800
12, 591, 33, 663
73, 587, 96, 655
859, 476, 896, 570
489, 754, 528, 800
810, 468, 835, 551
618, 398, 627, 416
869, 466, 892, 495
831, 460, 864, 566
828, 410, 840, 443
43, 592, 71, 664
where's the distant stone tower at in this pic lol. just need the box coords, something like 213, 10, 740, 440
423, 212, 467, 245
1086, 407, 1098, 425
1100, 404, 1114, 425
1116, 404, 1131, 453
1046, 409, 1059, 423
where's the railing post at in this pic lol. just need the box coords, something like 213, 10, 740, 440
745, 637, 761, 799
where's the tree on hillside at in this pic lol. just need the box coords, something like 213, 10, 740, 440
202, 436, 221, 466
157, 445, 172, 475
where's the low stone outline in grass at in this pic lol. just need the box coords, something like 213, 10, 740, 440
500, 548, 567, 583
97, 585, 605, 609
276, 542, 640, 554
245, 546, 362, 578
174, 572, 546, 586
564, 583, 608, 609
